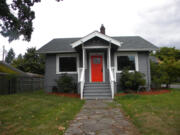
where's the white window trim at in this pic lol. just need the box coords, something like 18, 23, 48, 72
89, 53, 105, 83
114, 52, 139, 73
56, 53, 79, 74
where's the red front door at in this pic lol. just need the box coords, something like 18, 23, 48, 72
91, 55, 103, 82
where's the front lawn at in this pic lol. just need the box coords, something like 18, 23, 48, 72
114, 89, 180, 135
0, 90, 84, 135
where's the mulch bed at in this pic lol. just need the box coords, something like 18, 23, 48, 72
49, 92, 80, 98
116, 89, 171, 96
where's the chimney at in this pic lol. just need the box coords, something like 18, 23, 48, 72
100, 24, 105, 34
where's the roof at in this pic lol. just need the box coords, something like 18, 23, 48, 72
0, 61, 26, 75
37, 35, 158, 54
0, 61, 44, 77
71, 31, 122, 48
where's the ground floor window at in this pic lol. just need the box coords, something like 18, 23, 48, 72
116, 52, 138, 72
56, 54, 78, 74
59, 57, 77, 72
117, 56, 135, 70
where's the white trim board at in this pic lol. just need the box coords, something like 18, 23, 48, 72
114, 52, 139, 73
56, 53, 79, 74
89, 53, 105, 83
71, 31, 122, 48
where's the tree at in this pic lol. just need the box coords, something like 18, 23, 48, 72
12, 54, 25, 71
151, 47, 180, 88
0, 0, 61, 42
12, 47, 45, 74
5, 48, 15, 64
154, 47, 180, 61
160, 59, 180, 88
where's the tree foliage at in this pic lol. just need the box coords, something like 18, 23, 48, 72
0, 0, 61, 42
5, 48, 15, 64
151, 47, 180, 88
12, 47, 45, 74
154, 47, 180, 61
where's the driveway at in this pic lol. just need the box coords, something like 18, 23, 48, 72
64, 100, 139, 135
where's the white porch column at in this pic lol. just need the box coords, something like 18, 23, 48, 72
108, 44, 111, 68
82, 45, 85, 68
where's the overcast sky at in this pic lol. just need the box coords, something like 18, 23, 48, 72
0, 0, 179, 60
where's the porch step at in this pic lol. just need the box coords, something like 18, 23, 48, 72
83, 96, 112, 100
83, 83, 112, 99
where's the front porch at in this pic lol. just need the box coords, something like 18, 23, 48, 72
72, 32, 121, 99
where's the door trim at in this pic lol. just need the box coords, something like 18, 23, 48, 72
89, 53, 105, 83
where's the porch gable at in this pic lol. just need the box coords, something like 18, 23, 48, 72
71, 31, 122, 48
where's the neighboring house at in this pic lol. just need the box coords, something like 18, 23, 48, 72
149, 56, 159, 63
0, 61, 26, 75
38, 25, 158, 99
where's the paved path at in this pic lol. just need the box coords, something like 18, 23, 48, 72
65, 100, 139, 135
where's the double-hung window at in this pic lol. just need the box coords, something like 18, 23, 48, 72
56, 54, 78, 74
116, 53, 138, 72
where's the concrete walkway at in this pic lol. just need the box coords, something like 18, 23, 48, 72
65, 100, 139, 135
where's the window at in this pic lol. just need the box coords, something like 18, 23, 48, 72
93, 58, 101, 64
116, 53, 138, 72
59, 57, 77, 72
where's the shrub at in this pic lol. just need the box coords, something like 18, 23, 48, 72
120, 69, 146, 92
150, 61, 164, 89
55, 74, 77, 93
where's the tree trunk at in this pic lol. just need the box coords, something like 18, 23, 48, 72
166, 83, 169, 88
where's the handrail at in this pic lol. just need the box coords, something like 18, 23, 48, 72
80, 68, 85, 99
109, 67, 115, 99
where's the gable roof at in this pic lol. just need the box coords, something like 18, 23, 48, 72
37, 35, 158, 54
71, 31, 122, 48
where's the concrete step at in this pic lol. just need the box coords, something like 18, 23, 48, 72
84, 88, 110, 91
84, 89, 110, 93
84, 86, 110, 89
84, 93, 111, 96
85, 83, 110, 87
83, 96, 112, 100
83, 83, 111, 100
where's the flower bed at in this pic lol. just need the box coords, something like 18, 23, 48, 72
49, 92, 80, 98
116, 89, 170, 96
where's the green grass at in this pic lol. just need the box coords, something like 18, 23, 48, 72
114, 89, 180, 135
0, 90, 85, 135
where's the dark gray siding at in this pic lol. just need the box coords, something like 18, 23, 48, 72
44, 54, 78, 93
138, 52, 151, 90
116, 51, 151, 92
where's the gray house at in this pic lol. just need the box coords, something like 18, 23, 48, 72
38, 25, 158, 99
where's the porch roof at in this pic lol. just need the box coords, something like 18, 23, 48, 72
71, 31, 122, 48
37, 34, 158, 54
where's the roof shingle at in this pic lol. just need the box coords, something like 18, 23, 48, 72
37, 36, 158, 53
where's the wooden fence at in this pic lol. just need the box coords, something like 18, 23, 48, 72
0, 74, 44, 95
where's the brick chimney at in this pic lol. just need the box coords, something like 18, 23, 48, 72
100, 24, 105, 34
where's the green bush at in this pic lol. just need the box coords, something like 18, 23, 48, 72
150, 61, 164, 89
55, 74, 77, 93
120, 69, 146, 92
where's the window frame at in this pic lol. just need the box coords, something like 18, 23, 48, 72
56, 53, 79, 74
115, 52, 139, 73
